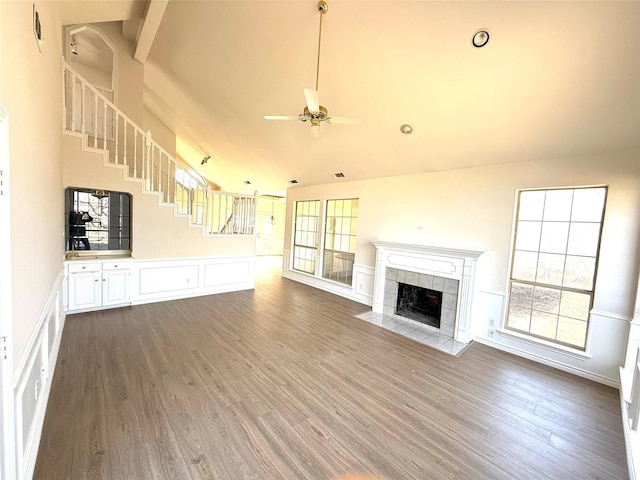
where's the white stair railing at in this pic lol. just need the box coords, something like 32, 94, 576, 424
62, 62, 256, 236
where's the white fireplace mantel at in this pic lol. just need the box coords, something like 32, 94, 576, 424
371, 241, 484, 343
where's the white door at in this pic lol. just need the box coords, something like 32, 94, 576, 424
0, 105, 16, 480
256, 213, 275, 255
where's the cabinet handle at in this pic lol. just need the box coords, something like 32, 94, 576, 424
102, 279, 106, 282
94, 279, 98, 282
114, 265, 118, 268
82, 266, 86, 269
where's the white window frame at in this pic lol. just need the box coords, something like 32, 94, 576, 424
291, 200, 321, 275
290, 198, 359, 286
504, 185, 607, 351
322, 198, 358, 286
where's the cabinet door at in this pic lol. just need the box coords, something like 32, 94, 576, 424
68, 272, 101, 311
102, 270, 129, 306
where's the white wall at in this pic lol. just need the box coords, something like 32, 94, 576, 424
63, 134, 256, 259
0, 3, 69, 478
143, 107, 176, 157
68, 60, 111, 92
0, 1, 64, 367
284, 148, 640, 384
91, 21, 144, 126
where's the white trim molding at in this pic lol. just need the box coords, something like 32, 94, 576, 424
64, 255, 256, 312
13, 268, 66, 480
474, 336, 618, 388
282, 249, 373, 306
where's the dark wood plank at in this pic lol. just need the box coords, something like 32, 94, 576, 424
33, 257, 628, 480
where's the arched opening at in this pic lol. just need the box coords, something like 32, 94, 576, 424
65, 24, 117, 103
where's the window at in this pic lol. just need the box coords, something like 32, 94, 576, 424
505, 186, 607, 350
323, 199, 358, 285
292, 200, 320, 274
65, 187, 132, 255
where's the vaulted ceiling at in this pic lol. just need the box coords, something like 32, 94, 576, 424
61, 1, 640, 195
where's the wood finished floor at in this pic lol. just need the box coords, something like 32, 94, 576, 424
34, 258, 628, 480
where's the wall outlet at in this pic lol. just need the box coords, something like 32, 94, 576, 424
488, 328, 494, 338
488, 318, 494, 326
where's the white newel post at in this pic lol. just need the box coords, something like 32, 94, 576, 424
371, 241, 483, 344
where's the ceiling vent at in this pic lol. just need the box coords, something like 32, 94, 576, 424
289, 179, 299, 184
333, 172, 345, 178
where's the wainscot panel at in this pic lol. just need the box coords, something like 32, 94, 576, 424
13, 269, 66, 480
282, 249, 372, 307
132, 255, 255, 305
204, 259, 251, 287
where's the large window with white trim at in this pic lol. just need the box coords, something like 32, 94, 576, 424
322, 198, 358, 285
292, 200, 320, 274
505, 186, 607, 350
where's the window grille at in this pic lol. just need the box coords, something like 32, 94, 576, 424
505, 186, 607, 350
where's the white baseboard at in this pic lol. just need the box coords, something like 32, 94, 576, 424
282, 268, 372, 307
473, 336, 619, 388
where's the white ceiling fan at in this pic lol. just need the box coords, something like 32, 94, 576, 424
264, 0, 365, 137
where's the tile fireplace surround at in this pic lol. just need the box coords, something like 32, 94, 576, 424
371, 241, 484, 344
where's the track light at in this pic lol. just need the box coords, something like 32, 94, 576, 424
201, 156, 210, 165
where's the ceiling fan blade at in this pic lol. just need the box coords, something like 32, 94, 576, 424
264, 115, 301, 121
310, 124, 322, 138
304, 88, 320, 113
326, 116, 366, 125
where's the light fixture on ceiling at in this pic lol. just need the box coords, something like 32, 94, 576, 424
333, 172, 345, 178
472, 30, 490, 48
289, 179, 299, 185
201, 155, 210, 165
70, 36, 78, 55
244, 180, 252, 185
91, 189, 108, 199
400, 124, 413, 135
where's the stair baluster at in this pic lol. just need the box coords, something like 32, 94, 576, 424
63, 62, 256, 237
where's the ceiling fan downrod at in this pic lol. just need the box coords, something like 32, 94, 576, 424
315, 1, 328, 92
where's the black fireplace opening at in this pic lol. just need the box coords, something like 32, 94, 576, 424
395, 283, 442, 328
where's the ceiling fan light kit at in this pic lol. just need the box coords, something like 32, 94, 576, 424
264, 0, 364, 135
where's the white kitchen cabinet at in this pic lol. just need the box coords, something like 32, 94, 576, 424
102, 261, 130, 307
67, 260, 130, 312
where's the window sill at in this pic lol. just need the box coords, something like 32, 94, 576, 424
497, 328, 592, 360
65, 251, 132, 260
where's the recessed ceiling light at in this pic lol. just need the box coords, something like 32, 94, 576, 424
472, 30, 490, 48
400, 124, 413, 135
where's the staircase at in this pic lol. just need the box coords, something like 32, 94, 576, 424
62, 62, 256, 237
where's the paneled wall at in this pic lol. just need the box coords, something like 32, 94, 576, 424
13, 270, 65, 480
